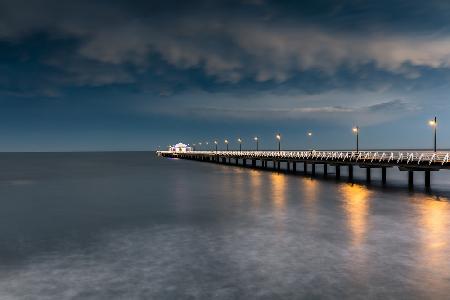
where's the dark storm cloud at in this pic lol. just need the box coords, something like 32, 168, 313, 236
2, 0, 450, 91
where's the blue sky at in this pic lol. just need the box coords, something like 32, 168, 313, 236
1, 0, 450, 151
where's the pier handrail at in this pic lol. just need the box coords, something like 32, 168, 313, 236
157, 150, 450, 166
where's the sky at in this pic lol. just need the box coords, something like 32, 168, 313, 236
1, 0, 450, 151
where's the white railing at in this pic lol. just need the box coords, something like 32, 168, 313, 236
157, 150, 450, 165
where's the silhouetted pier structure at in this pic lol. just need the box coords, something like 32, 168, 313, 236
157, 150, 450, 189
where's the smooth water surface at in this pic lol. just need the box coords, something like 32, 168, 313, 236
0, 152, 450, 299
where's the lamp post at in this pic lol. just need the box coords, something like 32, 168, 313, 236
276, 133, 281, 151
254, 136, 259, 151
224, 139, 229, 151
352, 126, 359, 153
214, 140, 218, 152
198, 142, 202, 150
307, 132, 312, 150
429, 116, 437, 152
192, 143, 196, 151
238, 138, 242, 152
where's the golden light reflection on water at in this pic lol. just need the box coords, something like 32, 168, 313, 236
249, 170, 262, 209
414, 196, 450, 289
301, 178, 318, 224
270, 173, 287, 230
339, 183, 373, 282
340, 184, 372, 247
270, 173, 287, 211
228, 167, 247, 205
303, 178, 318, 203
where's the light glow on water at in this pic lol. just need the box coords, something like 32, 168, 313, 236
340, 184, 372, 247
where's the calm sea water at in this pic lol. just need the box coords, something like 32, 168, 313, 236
1, 152, 450, 299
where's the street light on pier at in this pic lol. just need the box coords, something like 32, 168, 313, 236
224, 139, 229, 151
254, 136, 259, 151
307, 132, 313, 150
214, 140, 218, 152
352, 126, 359, 153
192, 143, 196, 151
198, 142, 202, 150
238, 138, 242, 152
429, 116, 437, 152
276, 133, 281, 152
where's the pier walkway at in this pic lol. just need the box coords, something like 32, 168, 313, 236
157, 150, 450, 189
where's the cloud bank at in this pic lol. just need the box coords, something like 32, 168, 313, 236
2, 0, 450, 87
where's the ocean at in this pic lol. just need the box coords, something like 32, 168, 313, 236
0, 152, 449, 299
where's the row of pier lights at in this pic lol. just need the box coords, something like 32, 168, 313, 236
191, 117, 438, 152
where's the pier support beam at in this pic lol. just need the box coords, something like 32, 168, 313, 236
273, 160, 277, 170
222, 157, 226, 164
382, 167, 387, 185
252, 159, 256, 167
293, 162, 297, 173
287, 162, 291, 172
235, 158, 239, 165
335, 165, 341, 180
425, 170, 431, 189
277, 161, 281, 171
408, 171, 414, 189
243, 159, 247, 167
323, 164, 328, 178
311, 163, 316, 177
366, 168, 371, 183
348, 165, 353, 181
303, 162, 307, 174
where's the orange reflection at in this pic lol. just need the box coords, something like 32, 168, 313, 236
270, 173, 287, 230
340, 184, 372, 246
227, 168, 247, 205
302, 178, 318, 224
414, 196, 450, 289
249, 170, 262, 208
270, 173, 287, 212
303, 178, 318, 204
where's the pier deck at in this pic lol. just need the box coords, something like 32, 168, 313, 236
157, 150, 450, 189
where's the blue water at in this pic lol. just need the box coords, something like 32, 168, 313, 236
0, 152, 450, 299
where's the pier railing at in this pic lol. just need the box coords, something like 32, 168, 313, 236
157, 150, 450, 167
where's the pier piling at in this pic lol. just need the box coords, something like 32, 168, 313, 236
425, 170, 431, 189
348, 165, 353, 181
408, 171, 414, 188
